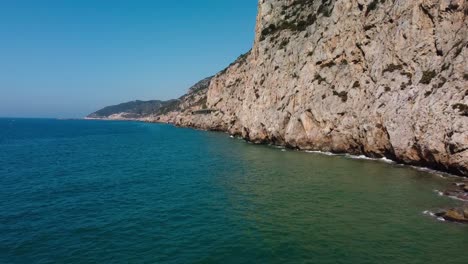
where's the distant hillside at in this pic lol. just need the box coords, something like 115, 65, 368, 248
87, 76, 214, 120
87, 100, 175, 119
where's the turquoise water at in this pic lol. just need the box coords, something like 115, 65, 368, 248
0, 118, 467, 264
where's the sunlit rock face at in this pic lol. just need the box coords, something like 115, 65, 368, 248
166, 0, 468, 176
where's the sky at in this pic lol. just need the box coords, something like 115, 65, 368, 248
0, 0, 258, 118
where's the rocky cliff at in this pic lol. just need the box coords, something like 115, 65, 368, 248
90, 0, 467, 176
165, 0, 468, 176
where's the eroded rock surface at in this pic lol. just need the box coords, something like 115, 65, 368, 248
89, 0, 467, 176
169, 0, 468, 176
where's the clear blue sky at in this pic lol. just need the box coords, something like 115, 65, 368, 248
0, 0, 257, 118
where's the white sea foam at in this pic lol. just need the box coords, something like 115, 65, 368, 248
408, 165, 458, 179
345, 154, 371, 160
305, 150, 397, 165
433, 189, 468, 201
305, 150, 338, 156
379, 157, 395, 164
423, 211, 446, 222
423, 210, 435, 216
345, 154, 396, 164
271, 145, 285, 149
267, 143, 460, 178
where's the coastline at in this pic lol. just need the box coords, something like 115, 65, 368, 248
3, 117, 468, 263
177, 122, 468, 179
86, 117, 468, 223
83, 116, 468, 179
172, 120, 467, 224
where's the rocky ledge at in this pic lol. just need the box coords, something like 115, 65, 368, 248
436, 207, 468, 223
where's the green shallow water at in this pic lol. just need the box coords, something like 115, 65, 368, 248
0, 119, 466, 263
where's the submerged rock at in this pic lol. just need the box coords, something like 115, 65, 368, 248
442, 182, 468, 201
457, 193, 468, 201
434, 179, 468, 223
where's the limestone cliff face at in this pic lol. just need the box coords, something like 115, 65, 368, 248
172, 0, 468, 176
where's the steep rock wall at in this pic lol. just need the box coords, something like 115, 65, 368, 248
175, 0, 467, 176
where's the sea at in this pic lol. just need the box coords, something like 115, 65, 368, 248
0, 118, 467, 264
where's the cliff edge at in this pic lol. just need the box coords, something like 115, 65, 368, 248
168, 0, 468, 176
89, 0, 467, 176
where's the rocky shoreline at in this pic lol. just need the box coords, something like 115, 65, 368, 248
89, 0, 468, 178
88, 115, 468, 181
84, 116, 468, 224
433, 180, 468, 223
87, 0, 467, 223
172, 122, 468, 225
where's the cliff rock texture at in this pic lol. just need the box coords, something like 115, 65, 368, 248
171, 0, 468, 176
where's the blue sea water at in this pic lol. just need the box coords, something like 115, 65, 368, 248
0, 118, 467, 264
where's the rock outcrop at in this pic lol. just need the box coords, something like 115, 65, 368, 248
170, 0, 468, 176
436, 207, 468, 223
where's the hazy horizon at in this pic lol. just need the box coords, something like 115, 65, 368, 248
0, 0, 257, 118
